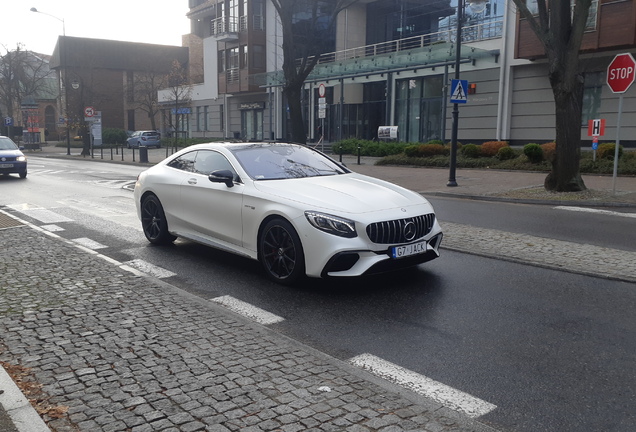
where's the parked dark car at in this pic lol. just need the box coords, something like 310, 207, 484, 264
0, 136, 27, 179
127, 131, 161, 149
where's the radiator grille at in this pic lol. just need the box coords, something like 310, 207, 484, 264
366, 214, 436, 244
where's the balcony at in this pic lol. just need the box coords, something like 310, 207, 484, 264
211, 16, 239, 42
316, 19, 502, 65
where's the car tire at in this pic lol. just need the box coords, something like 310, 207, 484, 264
140, 195, 177, 245
259, 218, 305, 285
19, 170, 27, 179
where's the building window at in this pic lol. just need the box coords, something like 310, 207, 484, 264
253, 45, 265, 69
218, 50, 226, 73
204, 106, 209, 131
220, 104, 225, 131
196, 106, 202, 131
582, 71, 603, 125
228, 47, 240, 82
240, 45, 248, 69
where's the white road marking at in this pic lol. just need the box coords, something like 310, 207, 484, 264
72, 237, 108, 250
210, 295, 285, 325
40, 224, 65, 232
122, 259, 176, 279
554, 206, 636, 219
6, 206, 73, 223
349, 353, 497, 418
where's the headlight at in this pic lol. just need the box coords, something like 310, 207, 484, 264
17, 156, 26, 162
305, 211, 357, 238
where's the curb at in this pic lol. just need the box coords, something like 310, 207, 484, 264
0, 366, 50, 432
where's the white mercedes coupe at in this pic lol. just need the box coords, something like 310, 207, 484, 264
134, 142, 443, 285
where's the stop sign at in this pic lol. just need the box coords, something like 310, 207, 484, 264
607, 53, 636, 93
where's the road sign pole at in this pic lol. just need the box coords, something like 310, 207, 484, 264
612, 95, 623, 194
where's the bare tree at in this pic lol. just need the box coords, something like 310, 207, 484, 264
133, 71, 166, 131
162, 60, 192, 146
512, 0, 593, 192
0, 44, 53, 138
270, 0, 359, 144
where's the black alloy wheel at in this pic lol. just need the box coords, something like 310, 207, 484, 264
259, 218, 305, 285
140, 195, 176, 245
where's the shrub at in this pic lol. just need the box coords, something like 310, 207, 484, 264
461, 144, 481, 158
480, 141, 509, 157
496, 146, 516, 161
540, 142, 556, 162
597, 142, 624, 160
523, 143, 543, 163
102, 128, 128, 145
404, 143, 447, 158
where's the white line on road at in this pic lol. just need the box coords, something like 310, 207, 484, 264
72, 237, 108, 250
210, 295, 285, 325
122, 259, 176, 279
6, 206, 73, 224
349, 353, 497, 418
554, 206, 636, 218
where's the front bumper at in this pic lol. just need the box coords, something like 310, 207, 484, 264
294, 209, 443, 278
0, 161, 27, 175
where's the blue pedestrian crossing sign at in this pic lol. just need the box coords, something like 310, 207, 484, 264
450, 79, 468, 104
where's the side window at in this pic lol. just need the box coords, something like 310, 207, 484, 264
193, 150, 236, 176
167, 151, 197, 172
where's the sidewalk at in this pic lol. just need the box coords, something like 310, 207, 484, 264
2, 142, 634, 431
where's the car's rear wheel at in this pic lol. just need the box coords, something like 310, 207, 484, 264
259, 218, 305, 285
141, 195, 176, 245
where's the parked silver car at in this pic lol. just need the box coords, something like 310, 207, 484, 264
127, 131, 161, 149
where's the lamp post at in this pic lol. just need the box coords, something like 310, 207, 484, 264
30, 7, 71, 155
447, 0, 487, 187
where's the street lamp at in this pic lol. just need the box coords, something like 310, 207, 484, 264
448, 0, 488, 187
30, 7, 71, 155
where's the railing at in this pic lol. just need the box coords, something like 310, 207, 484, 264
315, 19, 503, 65
239, 14, 264, 32
211, 16, 239, 35
226, 68, 239, 83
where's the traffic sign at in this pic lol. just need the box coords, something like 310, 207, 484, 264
4, 117, 13, 126
587, 119, 605, 137
84, 106, 95, 117
318, 83, 326, 98
607, 53, 636, 94
450, 79, 468, 104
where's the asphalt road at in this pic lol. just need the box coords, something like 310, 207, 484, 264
2, 155, 635, 431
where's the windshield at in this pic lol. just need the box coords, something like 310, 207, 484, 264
0, 137, 19, 150
231, 144, 349, 180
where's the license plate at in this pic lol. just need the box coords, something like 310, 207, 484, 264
391, 240, 427, 259
0, 163, 14, 168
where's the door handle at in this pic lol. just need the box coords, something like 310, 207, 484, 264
188, 178, 197, 185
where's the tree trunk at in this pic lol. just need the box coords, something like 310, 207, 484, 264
284, 84, 307, 144
544, 79, 587, 192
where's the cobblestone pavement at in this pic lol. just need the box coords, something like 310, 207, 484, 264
0, 220, 498, 432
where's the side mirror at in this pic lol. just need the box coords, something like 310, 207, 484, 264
208, 169, 235, 188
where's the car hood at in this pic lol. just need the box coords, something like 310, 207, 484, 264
0, 150, 24, 158
252, 173, 428, 214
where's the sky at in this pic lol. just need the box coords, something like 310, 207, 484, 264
1, 1, 191, 55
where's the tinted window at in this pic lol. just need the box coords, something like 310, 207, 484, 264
193, 150, 236, 176
232, 144, 348, 180
167, 151, 196, 172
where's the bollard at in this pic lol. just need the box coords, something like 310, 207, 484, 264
139, 146, 148, 163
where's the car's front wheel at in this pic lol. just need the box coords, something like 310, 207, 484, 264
19, 170, 27, 179
259, 218, 305, 285
141, 195, 176, 245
